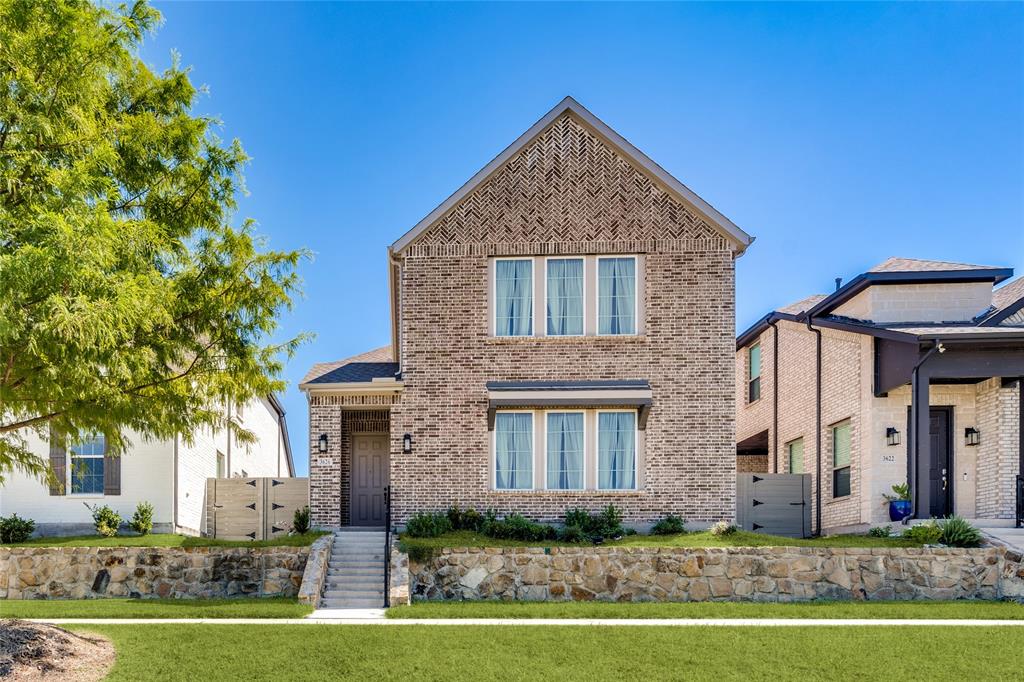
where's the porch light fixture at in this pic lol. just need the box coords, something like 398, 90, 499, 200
886, 427, 901, 447
964, 427, 980, 447
402, 433, 413, 454
317, 433, 329, 454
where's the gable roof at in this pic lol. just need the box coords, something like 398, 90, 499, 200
776, 294, 827, 315
390, 96, 754, 255
301, 345, 394, 385
868, 257, 1002, 273
992, 276, 1024, 310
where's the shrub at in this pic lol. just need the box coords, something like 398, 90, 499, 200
564, 508, 591, 529
650, 514, 687, 536
447, 505, 483, 532
868, 526, 892, 538
902, 520, 942, 544
882, 483, 911, 502
129, 501, 154, 535
939, 516, 982, 548
709, 521, 737, 537
86, 504, 121, 537
0, 513, 36, 543
561, 504, 626, 542
405, 511, 452, 538
292, 506, 311, 535
595, 504, 625, 538
482, 512, 557, 542
558, 524, 587, 543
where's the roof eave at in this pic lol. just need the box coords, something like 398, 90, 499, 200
390, 96, 753, 256
299, 380, 404, 393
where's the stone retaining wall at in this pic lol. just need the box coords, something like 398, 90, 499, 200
409, 545, 1024, 602
0, 545, 311, 600
297, 535, 333, 606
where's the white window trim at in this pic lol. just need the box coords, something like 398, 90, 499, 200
68, 436, 105, 497
492, 409, 536, 491
544, 410, 586, 490
595, 255, 639, 337
831, 420, 852, 499
492, 257, 536, 337
542, 257, 586, 338
595, 408, 639, 490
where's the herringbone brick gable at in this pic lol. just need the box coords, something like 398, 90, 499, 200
410, 113, 729, 255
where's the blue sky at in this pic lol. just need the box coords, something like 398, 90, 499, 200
144, 2, 1023, 476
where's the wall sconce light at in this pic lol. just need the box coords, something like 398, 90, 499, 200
402, 433, 413, 454
317, 433, 329, 454
886, 427, 901, 447
964, 427, 980, 447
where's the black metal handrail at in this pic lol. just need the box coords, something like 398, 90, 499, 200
1016, 475, 1023, 529
383, 485, 391, 607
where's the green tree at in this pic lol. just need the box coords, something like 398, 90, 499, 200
0, 0, 308, 484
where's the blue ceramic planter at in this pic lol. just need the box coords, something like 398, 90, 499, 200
888, 500, 912, 522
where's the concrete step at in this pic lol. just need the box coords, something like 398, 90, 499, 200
326, 577, 381, 588
328, 570, 384, 580
320, 598, 385, 609
330, 554, 385, 562
335, 526, 386, 533
323, 588, 384, 599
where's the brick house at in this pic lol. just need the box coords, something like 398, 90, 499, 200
736, 258, 1024, 533
301, 97, 753, 529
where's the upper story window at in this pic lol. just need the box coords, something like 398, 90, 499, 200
748, 343, 762, 402
69, 433, 105, 495
597, 257, 636, 335
492, 255, 641, 338
546, 258, 584, 336
494, 258, 534, 336
832, 420, 852, 498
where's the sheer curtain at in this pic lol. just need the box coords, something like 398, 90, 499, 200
495, 413, 533, 489
546, 412, 583, 489
495, 260, 533, 336
598, 258, 636, 334
598, 412, 636, 489
546, 259, 583, 336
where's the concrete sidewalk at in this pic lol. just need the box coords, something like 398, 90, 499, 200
26, 617, 1024, 626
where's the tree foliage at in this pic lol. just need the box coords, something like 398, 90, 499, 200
0, 0, 308, 483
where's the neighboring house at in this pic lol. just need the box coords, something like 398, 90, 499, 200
736, 258, 1024, 533
1, 395, 294, 536
302, 97, 754, 529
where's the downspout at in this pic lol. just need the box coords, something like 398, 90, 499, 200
226, 400, 232, 477
805, 317, 822, 536
277, 411, 283, 477
768, 318, 780, 473
907, 340, 942, 523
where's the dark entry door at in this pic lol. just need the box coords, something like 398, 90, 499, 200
927, 409, 952, 518
351, 435, 389, 526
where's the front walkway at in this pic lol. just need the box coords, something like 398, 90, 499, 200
980, 525, 1024, 552
24, 617, 1024, 626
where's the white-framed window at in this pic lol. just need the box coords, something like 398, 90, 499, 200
545, 258, 584, 336
832, 420, 852, 498
546, 411, 585, 490
597, 256, 637, 335
494, 258, 534, 336
597, 410, 637, 490
216, 450, 226, 478
787, 437, 804, 474
493, 411, 534, 490
69, 433, 105, 495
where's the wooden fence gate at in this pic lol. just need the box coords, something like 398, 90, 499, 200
204, 477, 309, 540
736, 473, 811, 538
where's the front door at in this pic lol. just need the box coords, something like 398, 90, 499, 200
351, 434, 389, 526
927, 408, 953, 518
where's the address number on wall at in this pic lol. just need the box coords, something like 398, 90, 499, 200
316, 457, 332, 466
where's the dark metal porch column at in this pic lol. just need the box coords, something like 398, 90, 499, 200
910, 366, 933, 519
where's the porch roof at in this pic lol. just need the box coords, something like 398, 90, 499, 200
486, 379, 653, 430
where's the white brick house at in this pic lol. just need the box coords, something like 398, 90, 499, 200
1, 395, 294, 536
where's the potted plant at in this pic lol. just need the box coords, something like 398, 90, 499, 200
882, 483, 912, 522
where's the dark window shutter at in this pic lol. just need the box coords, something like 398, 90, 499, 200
104, 449, 121, 496
48, 429, 66, 496
102, 434, 120, 496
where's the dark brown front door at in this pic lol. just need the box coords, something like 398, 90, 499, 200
351, 434, 389, 526
927, 408, 953, 518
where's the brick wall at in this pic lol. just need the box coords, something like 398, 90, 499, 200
383, 112, 739, 525
977, 378, 1021, 519
737, 455, 768, 473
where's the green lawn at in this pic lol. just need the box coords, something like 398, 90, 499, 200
399, 529, 920, 556
0, 597, 313, 619
2, 531, 327, 549
70, 624, 1024, 681
388, 600, 1024, 620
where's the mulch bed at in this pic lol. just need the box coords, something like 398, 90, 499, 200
0, 620, 114, 680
